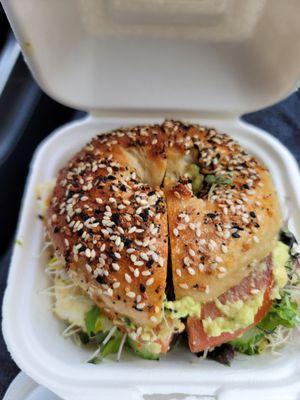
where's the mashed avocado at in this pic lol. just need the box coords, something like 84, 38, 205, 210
202, 241, 291, 337
271, 241, 289, 298
127, 337, 161, 360
164, 296, 201, 319
202, 293, 264, 337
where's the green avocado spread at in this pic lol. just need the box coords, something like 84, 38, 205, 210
271, 241, 289, 299
164, 296, 201, 319
202, 241, 290, 338
202, 293, 264, 337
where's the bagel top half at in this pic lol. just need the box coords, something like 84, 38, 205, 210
45, 120, 282, 328
46, 124, 168, 328
164, 120, 282, 303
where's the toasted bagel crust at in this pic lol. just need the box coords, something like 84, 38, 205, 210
164, 120, 281, 303
46, 125, 168, 327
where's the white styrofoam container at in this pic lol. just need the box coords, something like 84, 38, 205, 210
3, 115, 300, 400
1, 0, 300, 399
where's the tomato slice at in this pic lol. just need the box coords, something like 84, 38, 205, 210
187, 288, 272, 353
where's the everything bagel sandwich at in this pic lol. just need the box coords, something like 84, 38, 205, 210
42, 120, 300, 363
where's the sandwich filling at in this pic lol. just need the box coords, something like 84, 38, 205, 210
48, 253, 186, 362
46, 234, 299, 362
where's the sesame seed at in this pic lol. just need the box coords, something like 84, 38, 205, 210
179, 283, 189, 289
253, 236, 260, 243
128, 226, 136, 234
146, 277, 154, 286
150, 316, 157, 323
140, 253, 148, 261
221, 245, 228, 254
189, 249, 196, 257
136, 295, 142, 303
85, 264, 92, 272
125, 273, 132, 283
189, 223, 195, 231
196, 229, 201, 238
142, 270, 151, 276
112, 263, 120, 271
113, 282, 120, 289
126, 291, 136, 298
118, 227, 125, 234
85, 248, 91, 258
184, 257, 191, 266
135, 261, 144, 267
215, 256, 223, 263
136, 303, 145, 310
176, 268, 182, 277
100, 244, 106, 252
223, 230, 231, 239
210, 239, 217, 248
158, 257, 164, 267
187, 267, 196, 276
134, 269, 140, 278
250, 288, 260, 294
152, 253, 159, 262
198, 263, 205, 271
130, 254, 137, 262
90, 249, 96, 258
114, 252, 121, 259
173, 228, 179, 237
106, 288, 113, 297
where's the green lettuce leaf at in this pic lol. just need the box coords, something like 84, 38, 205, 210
259, 295, 300, 331
230, 328, 267, 355
231, 291, 300, 355
85, 306, 102, 337
101, 334, 122, 357
88, 331, 122, 363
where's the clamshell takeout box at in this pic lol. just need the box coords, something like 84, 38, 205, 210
2, 1, 300, 399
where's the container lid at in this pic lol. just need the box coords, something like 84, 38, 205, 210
2, 0, 300, 115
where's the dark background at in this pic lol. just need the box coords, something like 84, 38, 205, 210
0, 5, 299, 398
